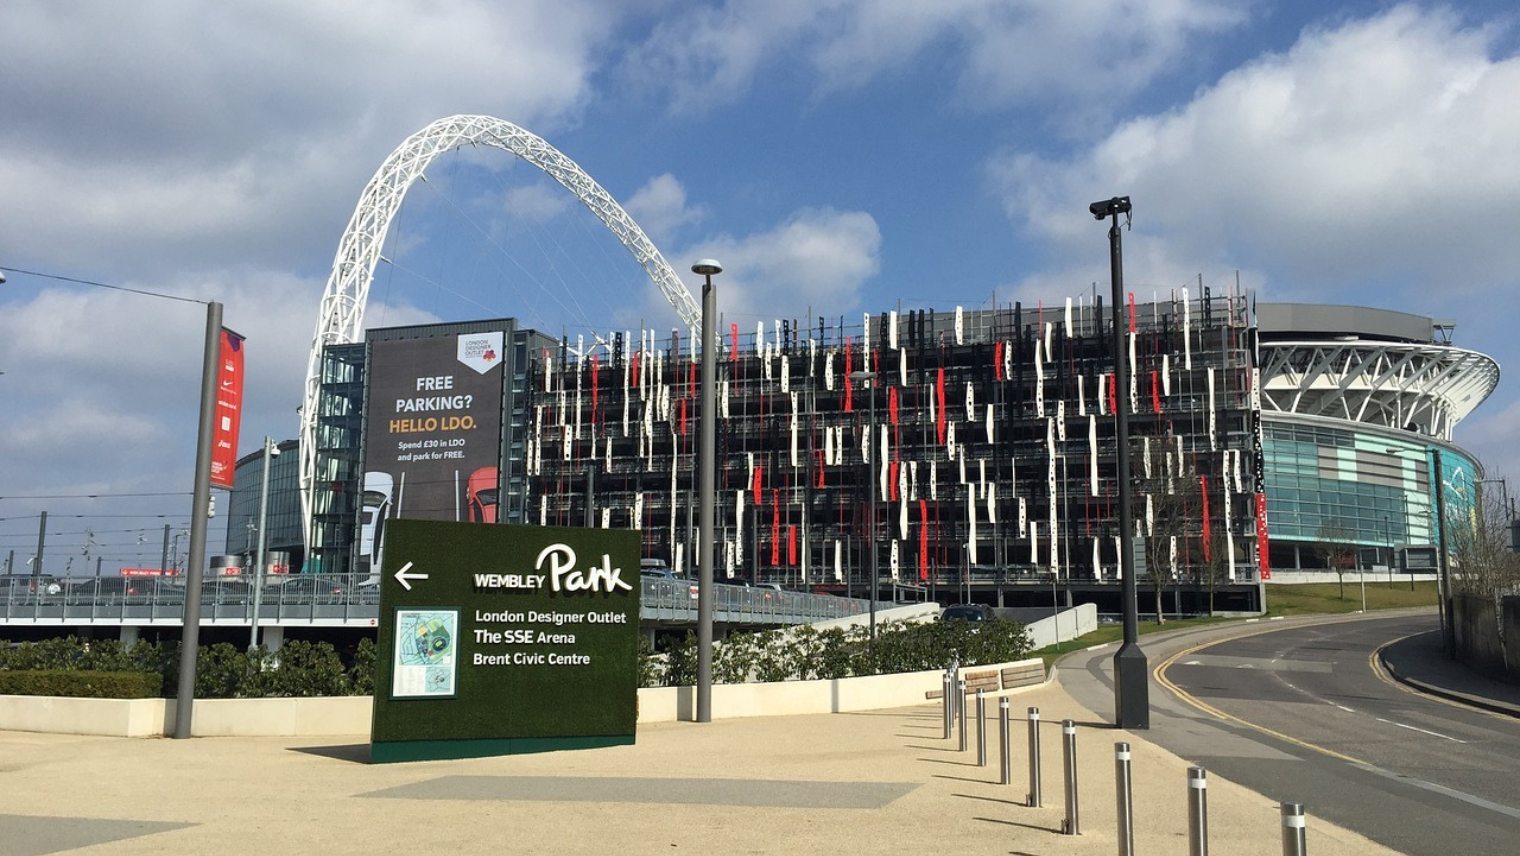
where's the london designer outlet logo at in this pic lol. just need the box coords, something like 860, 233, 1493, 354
458, 331, 504, 374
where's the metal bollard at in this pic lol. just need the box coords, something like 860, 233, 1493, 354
1027, 706, 1042, 807
1187, 766, 1209, 856
999, 698, 1012, 785
976, 689, 987, 766
1061, 719, 1080, 835
1115, 743, 1134, 856
1281, 802, 1307, 856
942, 671, 953, 739
957, 677, 968, 752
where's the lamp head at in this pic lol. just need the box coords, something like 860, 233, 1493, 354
690, 259, 723, 276
1089, 196, 1132, 220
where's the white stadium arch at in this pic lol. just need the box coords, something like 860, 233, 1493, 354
299, 115, 701, 548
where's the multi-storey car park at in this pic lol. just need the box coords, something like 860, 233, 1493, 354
522, 286, 1260, 613
280, 290, 1499, 618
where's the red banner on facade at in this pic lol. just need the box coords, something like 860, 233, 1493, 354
1255, 492, 1271, 580
1200, 475, 1211, 562
210, 329, 244, 489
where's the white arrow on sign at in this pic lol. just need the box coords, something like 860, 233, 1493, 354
394, 561, 429, 592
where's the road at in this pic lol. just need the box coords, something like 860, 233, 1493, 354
1058, 612, 1520, 856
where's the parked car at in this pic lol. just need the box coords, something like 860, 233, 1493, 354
63, 577, 148, 601
939, 604, 994, 623
269, 575, 350, 602
165, 578, 251, 605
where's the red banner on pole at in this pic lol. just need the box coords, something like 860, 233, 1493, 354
210, 329, 244, 489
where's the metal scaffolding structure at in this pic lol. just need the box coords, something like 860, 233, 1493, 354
525, 289, 1261, 597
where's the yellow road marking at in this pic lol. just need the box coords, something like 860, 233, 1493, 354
1154, 636, 1369, 766
1370, 634, 1517, 723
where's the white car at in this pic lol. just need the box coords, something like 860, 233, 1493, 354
359, 472, 394, 581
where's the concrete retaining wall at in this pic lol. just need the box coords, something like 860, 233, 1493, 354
1023, 604, 1097, 650
1452, 593, 1520, 681
0, 657, 1046, 738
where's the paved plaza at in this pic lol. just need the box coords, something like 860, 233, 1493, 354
0, 678, 1405, 856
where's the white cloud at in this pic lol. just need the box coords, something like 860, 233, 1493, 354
993, 5, 1520, 302
623, 0, 1247, 114
503, 184, 576, 224
0, 1, 619, 281
624, 174, 708, 246
677, 208, 882, 322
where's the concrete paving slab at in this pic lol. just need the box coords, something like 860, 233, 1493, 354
0, 681, 1410, 855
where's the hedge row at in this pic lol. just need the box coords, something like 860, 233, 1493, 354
0, 637, 374, 699
0, 669, 162, 699
647, 618, 1032, 688
1, 617, 1030, 698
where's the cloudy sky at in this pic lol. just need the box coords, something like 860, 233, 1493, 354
2, 1, 1517, 575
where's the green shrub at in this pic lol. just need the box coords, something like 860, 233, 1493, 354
257, 641, 350, 697
636, 636, 661, 688
195, 643, 256, 699
663, 631, 697, 687
713, 632, 761, 683
348, 637, 376, 695
632, 617, 1033, 687
0, 669, 162, 698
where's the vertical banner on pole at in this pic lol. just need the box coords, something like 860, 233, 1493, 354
209, 329, 245, 489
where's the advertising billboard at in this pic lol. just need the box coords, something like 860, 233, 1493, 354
360, 331, 507, 578
370, 519, 640, 763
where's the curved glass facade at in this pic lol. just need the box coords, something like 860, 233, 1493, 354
1262, 416, 1477, 570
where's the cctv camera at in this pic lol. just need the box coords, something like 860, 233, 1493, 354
1089, 197, 1132, 220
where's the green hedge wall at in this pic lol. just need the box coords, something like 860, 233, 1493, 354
1, 618, 1030, 698
0, 669, 162, 699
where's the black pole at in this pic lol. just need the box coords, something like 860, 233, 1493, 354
1432, 448, 1454, 658
693, 260, 721, 723
34, 511, 47, 577
1092, 196, 1149, 729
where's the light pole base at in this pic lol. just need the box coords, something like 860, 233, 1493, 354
1114, 641, 1150, 729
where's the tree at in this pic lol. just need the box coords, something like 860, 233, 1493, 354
1444, 483, 1520, 598
1135, 429, 1205, 624
1198, 531, 1235, 615
1313, 518, 1359, 599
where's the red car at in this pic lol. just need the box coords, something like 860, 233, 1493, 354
467, 467, 500, 523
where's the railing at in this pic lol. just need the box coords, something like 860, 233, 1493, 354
0, 573, 873, 628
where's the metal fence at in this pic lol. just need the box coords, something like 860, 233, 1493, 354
0, 573, 873, 629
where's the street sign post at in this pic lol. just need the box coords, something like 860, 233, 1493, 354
371, 519, 640, 763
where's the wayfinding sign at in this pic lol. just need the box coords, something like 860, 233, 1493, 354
371, 519, 640, 763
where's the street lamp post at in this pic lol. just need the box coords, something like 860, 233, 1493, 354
1358, 550, 1367, 613
849, 369, 879, 640
249, 436, 279, 650
1091, 196, 1149, 729
174, 299, 223, 739
691, 259, 722, 724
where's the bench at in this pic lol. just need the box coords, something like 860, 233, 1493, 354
924, 669, 1001, 700
1000, 661, 1046, 690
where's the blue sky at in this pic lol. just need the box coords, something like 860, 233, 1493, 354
2, 1, 1518, 574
